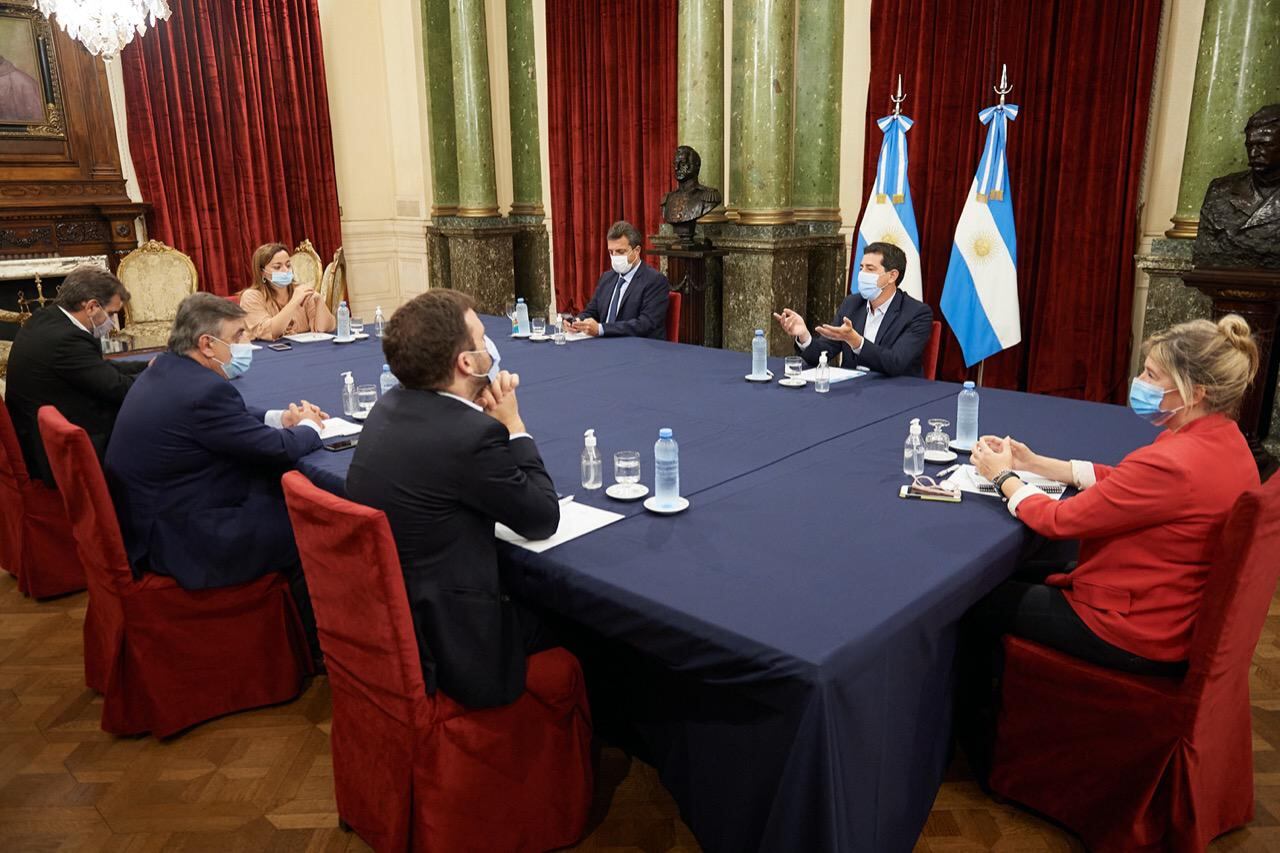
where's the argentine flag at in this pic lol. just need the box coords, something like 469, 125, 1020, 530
854, 112, 922, 300
940, 101, 1021, 367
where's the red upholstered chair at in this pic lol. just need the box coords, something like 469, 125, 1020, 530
0, 402, 83, 598
990, 474, 1280, 852
280, 471, 594, 853
665, 290, 682, 343
922, 320, 942, 380
37, 406, 312, 737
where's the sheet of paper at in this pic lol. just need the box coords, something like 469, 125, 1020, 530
495, 500, 624, 553
319, 417, 363, 439
945, 464, 1066, 500
562, 331, 592, 342
797, 365, 867, 384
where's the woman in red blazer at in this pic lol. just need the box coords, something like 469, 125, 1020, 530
971, 314, 1260, 674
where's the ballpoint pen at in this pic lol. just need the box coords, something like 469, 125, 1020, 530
936, 463, 960, 479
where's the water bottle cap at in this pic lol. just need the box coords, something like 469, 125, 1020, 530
963, 381, 976, 389
659, 428, 673, 439
517, 298, 525, 303
755, 329, 764, 336
382, 364, 390, 371
340, 300, 347, 307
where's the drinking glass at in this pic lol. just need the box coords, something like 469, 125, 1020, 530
784, 356, 804, 382
925, 419, 951, 456
531, 317, 546, 337
356, 384, 378, 415
350, 317, 365, 336
504, 302, 517, 331
614, 451, 641, 488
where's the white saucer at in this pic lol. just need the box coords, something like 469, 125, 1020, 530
528, 334, 550, 342
351, 332, 370, 340
332, 336, 357, 345
644, 495, 689, 515
949, 440, 975, 453
924, 449, 958, 463
350, 409, 369, 421
778, 377, 806, 388
606, 483, 649, 501
510, 331, 532, 339
745, 371, 774, 382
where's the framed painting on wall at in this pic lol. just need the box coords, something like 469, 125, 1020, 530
0, 3, 64, 138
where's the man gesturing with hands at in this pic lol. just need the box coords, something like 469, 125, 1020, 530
347, 289, 564, 710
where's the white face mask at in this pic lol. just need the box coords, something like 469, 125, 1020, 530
610, 253, 635, 275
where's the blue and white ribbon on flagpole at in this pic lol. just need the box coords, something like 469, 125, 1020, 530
940, 94, 1022, 367
855, 111, 923, 299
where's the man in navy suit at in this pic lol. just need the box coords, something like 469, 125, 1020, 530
773, 241, 934, 377
571, 220, 670, 340
105, 294, 326, 643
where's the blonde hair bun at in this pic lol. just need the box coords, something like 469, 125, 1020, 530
1216, 314, 1259, 377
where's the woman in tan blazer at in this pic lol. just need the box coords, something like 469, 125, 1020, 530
239, 242, 336, 340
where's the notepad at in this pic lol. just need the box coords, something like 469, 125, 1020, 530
495, 501, 623, 552
318, 417, 363, 439
797, 365, 867, 384
946, 465, 1066, 500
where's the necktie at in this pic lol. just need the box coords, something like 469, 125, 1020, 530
605, 275, 624, 324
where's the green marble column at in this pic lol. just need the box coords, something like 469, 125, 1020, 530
729, 0, 796, 224
449, 0, 500, 218
506, 0, 543, 217
1167, 0, 1280, 238
792, 0, 843, 221
678, 0, 726, 221
422, 0, 458, 217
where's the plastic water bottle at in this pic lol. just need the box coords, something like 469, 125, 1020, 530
514, 298, 530, 335
654, 428, 680, 508
956, 381, 979, 449
903, 418, 925, 476
815, 351, 830, 394
340, 371, 357, 417
379, 364, 397, 395
336, 300, 351, 340
751, 329, 767, 377
374, 306, 385, 338
581, 429, 602, 490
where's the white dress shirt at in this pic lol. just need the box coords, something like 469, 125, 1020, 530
796, 291, 897, 352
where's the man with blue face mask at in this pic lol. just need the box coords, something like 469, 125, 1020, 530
348, 289, 567, 710
6, 265, 147, 487
105, 293, 327, 654
773, 241, 934, 377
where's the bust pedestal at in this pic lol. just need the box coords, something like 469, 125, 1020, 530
648, 240, 727, 348
1180, 266, 1280, 479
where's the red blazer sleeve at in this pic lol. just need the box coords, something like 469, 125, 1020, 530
1015, 447, 1181, 540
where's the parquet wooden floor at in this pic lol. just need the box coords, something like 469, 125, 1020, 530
0, 572, 1276, 852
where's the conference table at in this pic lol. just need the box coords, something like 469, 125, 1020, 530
230, 316, 1155, 853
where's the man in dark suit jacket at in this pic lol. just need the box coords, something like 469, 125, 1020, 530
571, 220, 670, 340
104, 293, 325, 593
5, 265, 146, 486
774, 241, 934, 377
347, 289, 561, 710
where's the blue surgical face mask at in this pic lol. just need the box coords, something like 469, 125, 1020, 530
269, 270, 293, 287
213, 337, 254, 379
466, 335, 501, 384
1129, 376, 1182, 425
857, 270, 884, 301
88, 304, 114, 339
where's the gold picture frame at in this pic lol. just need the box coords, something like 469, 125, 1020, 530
0, 3, 65, 138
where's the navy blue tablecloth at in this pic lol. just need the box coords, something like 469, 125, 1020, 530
225, 318, 1155, 852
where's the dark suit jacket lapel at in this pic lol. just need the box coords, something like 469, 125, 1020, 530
871, 293, 907, 345
615, 265, 644, 318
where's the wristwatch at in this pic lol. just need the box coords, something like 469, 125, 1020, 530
991, 469, 1019, 500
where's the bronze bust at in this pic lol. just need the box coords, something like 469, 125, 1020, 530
1193, 104, 1280, 269
661, 145, 722, 245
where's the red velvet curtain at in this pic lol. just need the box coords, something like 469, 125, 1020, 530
861, 0, 1162, 402
546, 0, 678, 313
120, 0, 342, 296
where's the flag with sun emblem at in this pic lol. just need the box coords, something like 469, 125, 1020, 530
855, 111, 922, 300
940, 97, 1021, 367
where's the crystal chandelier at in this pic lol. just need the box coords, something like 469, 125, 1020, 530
36, 1, 172, 58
